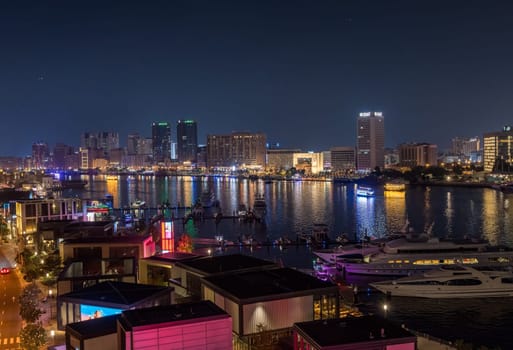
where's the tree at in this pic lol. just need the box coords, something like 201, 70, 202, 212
19, 283, 42, 323
19, 322, 47, 350
177, 233, 193, 253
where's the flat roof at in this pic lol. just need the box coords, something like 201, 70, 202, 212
143, 251, 201, 263
60, 281, 171, 306
294, 315, 415, 347
118, 300, 229, 330
66, 314, 119, 339
176, 253, 276, 275
62, 234, 151, 245
202, 267, 337, 301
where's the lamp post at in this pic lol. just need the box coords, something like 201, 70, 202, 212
50, 330, 55, 345
383, 303, 388, 319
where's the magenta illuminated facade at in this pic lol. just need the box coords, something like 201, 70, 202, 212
117, 301, 232, 350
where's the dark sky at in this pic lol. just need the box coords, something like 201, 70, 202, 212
2, 0, 513, 157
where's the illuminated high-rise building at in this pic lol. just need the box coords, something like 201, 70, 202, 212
81, 132, 119, 158
152, 122, 171, 164
483, 126, 513, 173
31, 141, 49, 169
356, 112, 385, 172
330, 147, 356, 174
207, 132, 266, 168
177, 120, 198, 164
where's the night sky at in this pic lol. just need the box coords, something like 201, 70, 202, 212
2, 0, 513, 157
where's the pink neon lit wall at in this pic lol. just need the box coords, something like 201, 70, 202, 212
129, 317, 232, 349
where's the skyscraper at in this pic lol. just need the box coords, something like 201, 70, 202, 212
152, 122, 171, 164
356, 112, 385, 172
177, 120, 198, 164
31, 141, 49, 169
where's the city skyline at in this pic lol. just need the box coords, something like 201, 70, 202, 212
2, 1, 513, 156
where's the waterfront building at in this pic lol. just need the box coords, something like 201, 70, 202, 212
293, 152, 324, 174
53, 143, 75, 170
357, 112, 385, 172
31, 141, 49, 170
176, 119, 198, 164
0, 156, 23, 170
81, 132, 120, 159
151, 121, 171, 164
483, 126, 513, 173
57, 281, 173, 329
452, 136, 480, 159
126, 133, 140, 155
59, 235, 155, 265
108, 147, 125, 168
293, 315, 416, 350
14, 198, 84, 249
65, 301, 232, 350
330, 147, 356, 175
207, 131, 266, 169
384, 147, 400, 168
202, 266, 339, 349
266, 148, 301, 172
398, 143, 438, 168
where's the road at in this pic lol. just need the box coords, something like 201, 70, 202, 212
0, 243, 22, 349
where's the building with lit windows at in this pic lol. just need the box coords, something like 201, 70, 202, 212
483, 126, 513, 173
398, 143, 438, 168
31, 141, 49, 169
266, 148, 302, 171
151, 121, 171, 164
81, 132, 120, 159
292, 152, 324, 174
357, 112, 385, 172
330, 147, 356, 174
452, 136, 480, 159
207, 132, 266, 168
177, 120, 198, 164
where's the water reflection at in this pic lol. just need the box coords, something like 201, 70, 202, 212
71, 176, 513, 246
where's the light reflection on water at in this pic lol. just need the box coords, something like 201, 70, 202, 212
75, 175, 513, 246
67, 175, 513, 348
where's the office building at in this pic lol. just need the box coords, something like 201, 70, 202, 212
452, 137, 480, 158
356, 112, 385, 172
398, 143, 438, 168
266, 148, 302, 171
152, 122, 171, 164
207, 132, 266, 168
53, 143, 75, 170
177, 120, 198, 164
31, 141, 49, 169
330, 147, 356, 174
81, 132, 119, 158
483, 126, 513, 173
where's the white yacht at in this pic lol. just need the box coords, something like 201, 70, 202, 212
313, 232, 513, 276
370, 265, 513, 298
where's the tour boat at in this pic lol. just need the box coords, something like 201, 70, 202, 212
384, 181, 406, 192
356, 186, 375, 197
370, 265, 513, 298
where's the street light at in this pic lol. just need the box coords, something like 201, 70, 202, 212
383, 303, 388, 318
50, 330, 55, 345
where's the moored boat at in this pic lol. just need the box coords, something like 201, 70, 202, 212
370, 265, 513, 298
313, 231, 513, 276
252, 193, 267, 221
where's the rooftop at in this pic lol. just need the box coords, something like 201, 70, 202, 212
60, 281, 172, 307
118, 300, 229, 330
143, 251, 201, 263
294, 315, 416, 347
176, 253, 277, 275
61, 234, 152, 245
202, 267, 337, 301
66, 314, 119, 339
